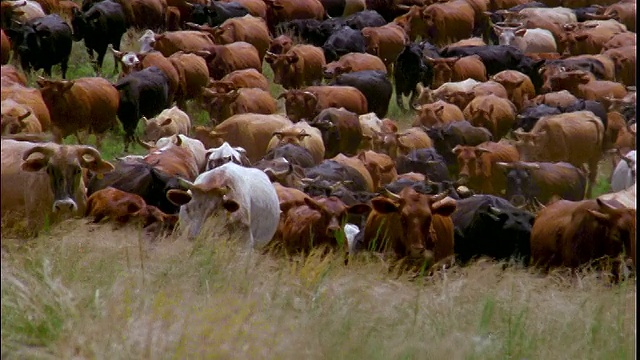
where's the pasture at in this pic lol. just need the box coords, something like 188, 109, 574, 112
1, 22, 636, 360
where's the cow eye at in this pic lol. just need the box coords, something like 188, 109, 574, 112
46, 167, 53, 175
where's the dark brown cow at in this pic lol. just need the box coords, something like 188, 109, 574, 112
452, 141, 520, 195
268, 34, 293, 54
280, 86, 368, 122
1, 29, 10, 65
309, 107, 363, 158
531, 198, 636, 274
142, 142, 199, 181
265, 45, 326, 89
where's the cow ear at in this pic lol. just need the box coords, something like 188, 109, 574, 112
304, 196, 325, 213
431, 197, 457, 217
21, 157, 48, 172
348, 203, 371, 215
286, 53, 299, 64
167, 189, 192, 206
222, 198, 240, 213
371, 197, 399, 214
587, 209, 611, 223
160, 118, 173, 126
514, 28, 526, 37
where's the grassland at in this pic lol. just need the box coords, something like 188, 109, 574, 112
2, 27, 635, 360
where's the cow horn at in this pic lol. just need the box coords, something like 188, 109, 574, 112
521, 162, 541, 170
488, 206, 503, 216
22, 145, 54, 162
412, 102, 424, 111
302, 92, 317, 101
265, 50, 277, 57
495, 162, 512, 169
512, 129, 527, 137
383, 188, 402, 201
17, 110, 32, 122
137, 138, 154, 150
533, 197, 546, 210
177, 177, 194, 190
430, 190, 450, 203
76, 146, 108, 167
300, 177, 315, 185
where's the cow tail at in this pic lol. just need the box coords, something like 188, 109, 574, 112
587, 117, 603, 148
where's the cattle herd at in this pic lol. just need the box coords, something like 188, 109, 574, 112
0, 0, 636, 279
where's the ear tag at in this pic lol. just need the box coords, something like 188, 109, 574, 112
97, 173, 104, 180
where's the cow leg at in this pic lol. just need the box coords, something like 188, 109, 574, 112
94, 49, 107, 76
586, 159, 599, 198
60, 57, 69, 79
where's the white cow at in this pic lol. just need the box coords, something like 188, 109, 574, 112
205, 142, 250, 171
611, 150, 636, 192
167, 162, 280, 247
494, 26, 557, 53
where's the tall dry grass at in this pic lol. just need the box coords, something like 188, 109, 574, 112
1, 218, 636, 359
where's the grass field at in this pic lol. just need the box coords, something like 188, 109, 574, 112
2, 28, 635, 360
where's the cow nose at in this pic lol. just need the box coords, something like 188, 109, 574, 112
510, 195, 527, 207
409, 245, 426, 258
53, 199, 77, 213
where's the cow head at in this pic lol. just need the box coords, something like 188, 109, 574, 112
496, 161, 539, 207
207, 79, 237, 93
255, 157, 303, 188
70, 6, 100, 41
138, 30, 156, 53
200, 88, 238, 122
467, 104, 496, 134
512, 128, 543, 161
424, 56, 460, 89
357, 151, 396, 190
304, 196, 371, 250
412, 100, 448, 128
413, 82, 434, 107
141, 116, 174, 143
442, 91, 476, 111
587, 198, 636, 266
268, 35, 293, 55
271, 129, 311, 148
265, 50, 300, 87
493, 24, 526, 47
280, 90, 318, 122
370, 187, 456, 259
22, 144, 114, 215
0, 100, 33, 135
109, 47, 143, 77
205, 141, 250, 171
452, 145, 493, 184
543, 70, 592, 94
322, 61, 352, 79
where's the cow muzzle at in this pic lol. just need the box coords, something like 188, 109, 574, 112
52, 199, 78, 213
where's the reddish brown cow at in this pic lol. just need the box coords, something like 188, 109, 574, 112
210, 15, 270, 61
200, 114, 293, 163
452, 141, 520, 195
265, 44, 326, 89
542, 70, 627, 108
513, 111, 605, 197
602, 45, 636, 86
139, 30, 214, 57
36, 76, 119, 146
558, 23, 620, 56
490, 70, 535, 112
1, 82, 51, 131
1, 98, 42, 135
201, 87, 277, 124
142, 142, 199, 181
322, 52, 387, 79
280, 86, 368, 122
531, 198, 636, 274
398, 1, 475, 46
426, 55, 488, 89
412, 100, 464, 128
602, 32, 636, 51
219, 0, 267, 19
279, 196, 370, 255
129, 0, 165, 30
198, 42, 262, 80
86, 187, 175, 228
267, 121, 326, 164
602, 1, 636, 32
373, 127, 433, 159
357, 150, 398, 189
332, 154, 376, 192
361, 23, 407, 73
529, 90, 579, 108
212, 68, 269, 91
1, 64, 28, 86
165, 5, 181, 31
462, 94, 517, 140
167, 51, 209, 108
360, 188, 457, 266
263, 0, 325, 34
271, 182, 311, 244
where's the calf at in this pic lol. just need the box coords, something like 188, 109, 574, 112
86, 187, 175, 229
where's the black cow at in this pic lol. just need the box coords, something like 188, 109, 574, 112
190, 1, 249, 27
330, 70, 392, 118
385, 178, 463, 200
87, 158, 186, 215
395, 148, 451, 182
7, 14, 72, 78
393, 41, 439, 110
498, 161, 587, 207
344, 10, 386, 30
320, 0, 346, 18
114, 66, 170, 152
515, 104, 561, 132
71, 1, 126, 73
423, 121, 493, 175
322, 26, 366, 63
277, 18, 344, 47
560, 100, 608, 130
304, 160, 370, 192
439, 45, 545, 92
452, 195, 534, 264
544, 57, 608, 81
263, 143, 316, 168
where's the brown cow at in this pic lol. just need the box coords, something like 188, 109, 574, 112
602, 31, 636, 51
602, 0, 636, 32
452, 140, 520, 195
412, 100, 464, 128
602, 45, 636, 86
212, 68, 269, 91
530, 198, 636, 274
201, 114, 293, 163
268, 34, 293, 54
165, 5, 181, 31
219, 0, 267, 19
265, 44, 326, 89
280, 86, 368, 122
197, 41, 262, 80
331, 154, 376, 192
201, 87, 277, 124
357, 150, 398, 189
278, 196, 370, 255
111, 48, 180, 106
513, 110, 605, 197
142, 142, 199, 181
1, 64, 27, 86
399, 1, 475, 46
129, 0, 165, 30
309, 107, 363, 158
263, 0, 325, 34
1, 139, 114, 236
425, 55, 488, 89
271, 182, 311, 244
542, 70, 627, 108
360, 188, 457, 267
558, 22, 621, 56
36, 76, 119, 147
267, 121, 326, 164
1, 29, 10, 65
1, 82, 51, 131
322, 52, 387, 79
167, 51, 209, 108
373, 127, 433, 159
530, 90, 579, 108
1, 98, 41, 135
208, 15, 270, 61
490, 70, 535, 112
361, 23, 407, 73
139, 30, 215, 57
86, 187, 175, 228
462, 94, 517, 140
